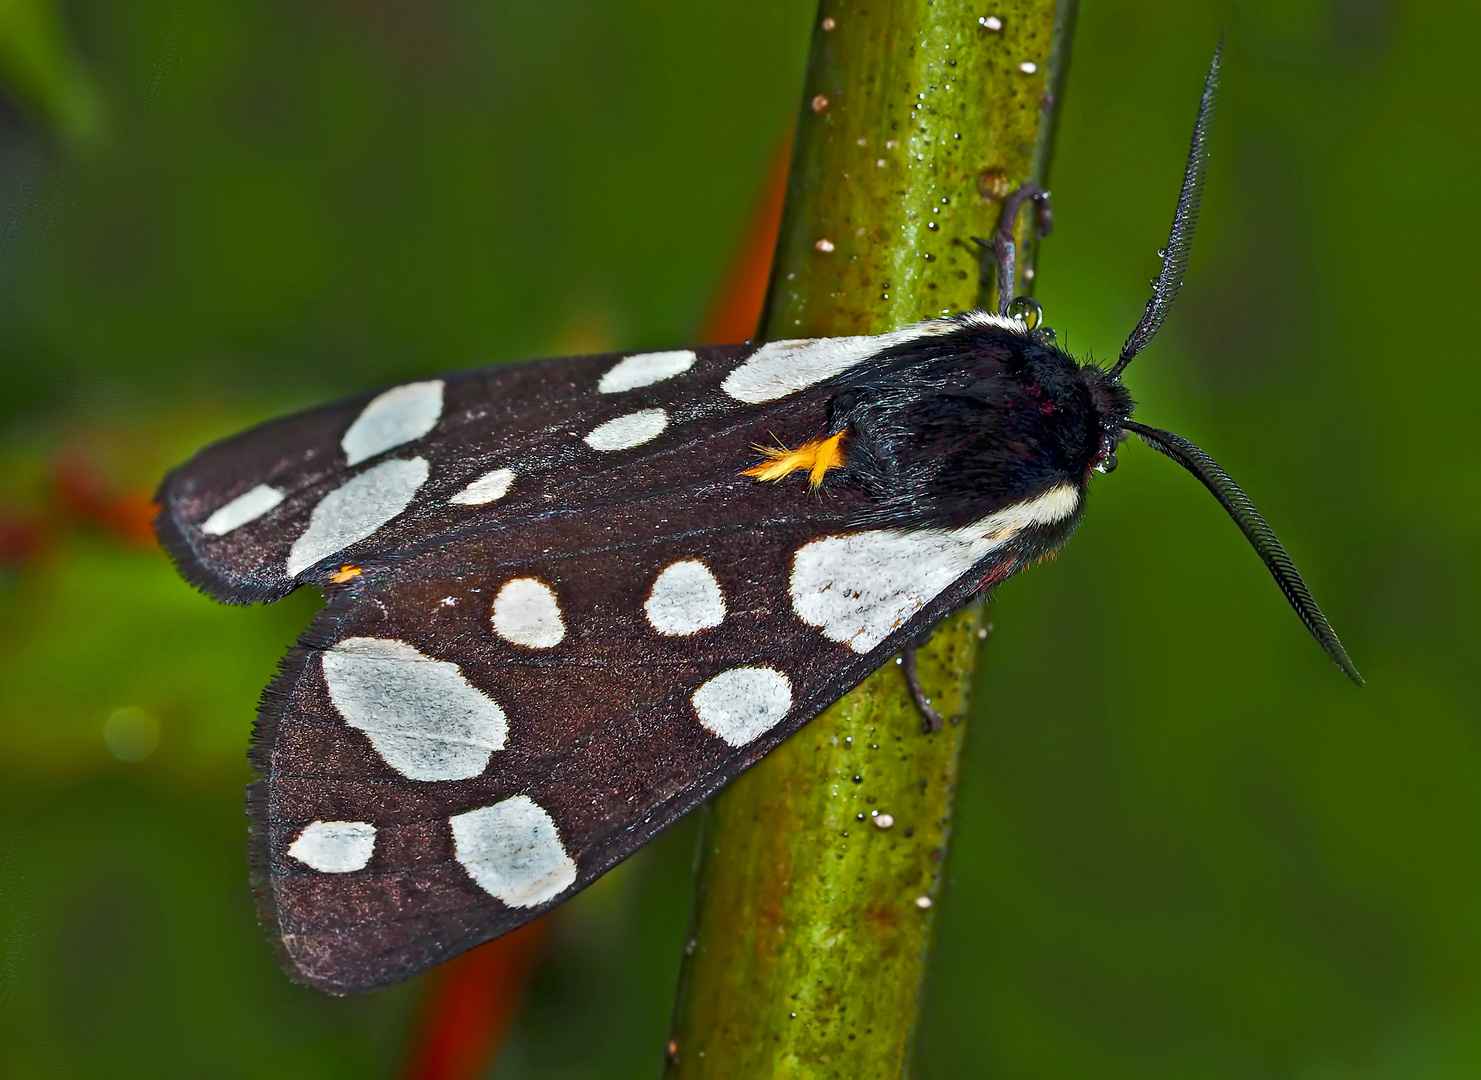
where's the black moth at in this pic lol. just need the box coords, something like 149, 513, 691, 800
156, 43, 1358, 995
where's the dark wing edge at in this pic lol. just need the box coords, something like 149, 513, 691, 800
246, 633, 325, 984
151, 387, 379, 606
153, 479, 298, 606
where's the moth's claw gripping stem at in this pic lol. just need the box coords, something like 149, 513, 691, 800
901, 643, 950, 733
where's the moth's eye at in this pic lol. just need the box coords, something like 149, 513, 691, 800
1095, 451, 1118, 475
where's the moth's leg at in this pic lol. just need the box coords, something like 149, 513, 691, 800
972, 184, 1053, 315
900, 642, 950, 734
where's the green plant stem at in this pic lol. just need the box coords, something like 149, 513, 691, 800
665, 2, 1076, 1076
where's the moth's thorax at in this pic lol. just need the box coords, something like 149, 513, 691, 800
824, 319, 1107, 534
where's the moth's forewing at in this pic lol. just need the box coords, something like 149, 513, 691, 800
156, 344, 756, 604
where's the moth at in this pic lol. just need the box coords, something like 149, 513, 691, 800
156, 43, 1359, 994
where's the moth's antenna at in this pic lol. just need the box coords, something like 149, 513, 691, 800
1122, 420, 1363, 686
1110, 36, 1224, 378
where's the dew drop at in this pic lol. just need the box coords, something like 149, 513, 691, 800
1007, 296, 1043, 329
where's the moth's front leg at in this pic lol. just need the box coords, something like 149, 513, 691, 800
899, 634, 969, 734
972, 183, 1053, 316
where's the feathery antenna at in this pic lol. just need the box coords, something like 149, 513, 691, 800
1123, 420, 1362, 685
1110, 36, 1224, 378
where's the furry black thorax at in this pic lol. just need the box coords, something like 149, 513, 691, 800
827, 317, 1134, 530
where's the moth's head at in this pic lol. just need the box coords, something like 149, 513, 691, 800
997, 299, 1133, 481
1080, 364, 1135, 477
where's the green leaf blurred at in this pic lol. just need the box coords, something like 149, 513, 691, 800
0, 0, 100, 144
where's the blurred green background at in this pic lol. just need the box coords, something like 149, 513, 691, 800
0, 0, 1475, 1076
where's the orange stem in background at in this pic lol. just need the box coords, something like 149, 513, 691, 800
51, 452, 158, 546
700, 128, 793, 346
399, 919, 549, 1080
0, 449, 159, 568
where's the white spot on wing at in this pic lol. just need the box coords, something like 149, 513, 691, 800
691, 666, 792, 746
288, 820, 376, 873
450, 795, 577, 908
321, 636, 507, 781
342, 380, 445, 466
492, 577, 565, 648
450, 467, 514, 506
202, 484, 284, 536
584, 408, 668, 451
721, 325, 929, 404
286, 457, 429, 576
598, 350, 696, 393
790, 483, 1080, 653
645, 560, 725, 636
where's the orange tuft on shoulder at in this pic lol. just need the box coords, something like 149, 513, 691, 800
741, 431, 847, 490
